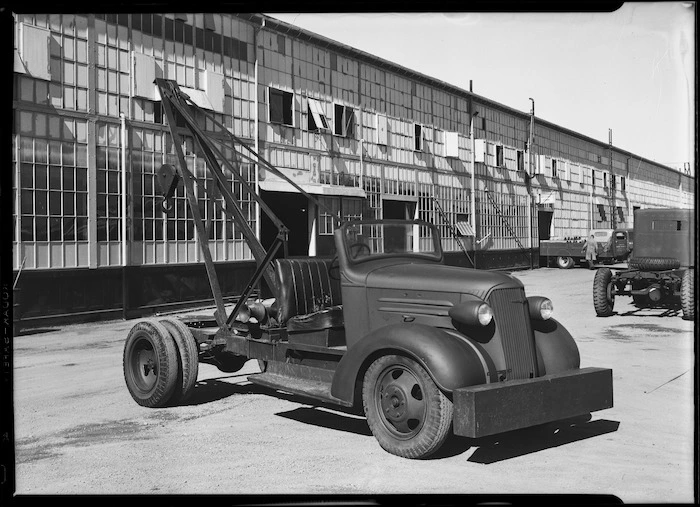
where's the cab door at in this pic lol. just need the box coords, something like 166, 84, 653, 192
613, 230, 629, 259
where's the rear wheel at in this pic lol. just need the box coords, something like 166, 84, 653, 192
681, 269, 694, 320
556, 256, 575, 269
363, 355, 453, 459
593, 268, 615, 317
123, 320, 179, 407
160, 318, 199, 403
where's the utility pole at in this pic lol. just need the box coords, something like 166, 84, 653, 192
527, 98, 535, 269
609, 128, 615, 229
470, 108, 479, 269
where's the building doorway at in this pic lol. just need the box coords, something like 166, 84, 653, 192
538, 208, 554, 240
382, 199, 416, 220
260, 190, 309, 257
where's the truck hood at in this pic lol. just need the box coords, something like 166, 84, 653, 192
365, 262, 523, 298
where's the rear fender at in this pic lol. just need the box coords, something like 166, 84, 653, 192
531, 317, 580, 375
330, 323, 490, 405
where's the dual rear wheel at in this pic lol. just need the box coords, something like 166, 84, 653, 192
123, 318, 200, 407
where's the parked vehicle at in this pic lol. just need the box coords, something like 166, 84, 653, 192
541, 228, 633, 269
122, 79, 614, 459
593, 208, 694, 320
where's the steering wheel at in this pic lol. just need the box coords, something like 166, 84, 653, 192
349, 242, 371, 257
328, 256, 340, 281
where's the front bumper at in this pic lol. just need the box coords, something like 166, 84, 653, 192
453, 367, 613, 438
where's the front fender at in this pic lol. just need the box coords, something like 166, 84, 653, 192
532, 317, 580, 375
330, 323, 489, 405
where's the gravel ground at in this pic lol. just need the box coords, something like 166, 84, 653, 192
8, 265, 695, 501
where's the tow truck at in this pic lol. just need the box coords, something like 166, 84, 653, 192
123, 79, 614, 459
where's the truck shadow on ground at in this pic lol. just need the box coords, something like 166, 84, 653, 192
180, 376, 270, 406
273, 405, 620, 462
458, 417, 620, 463
616, 307, 682, 318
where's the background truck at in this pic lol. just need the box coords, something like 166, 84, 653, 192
122, 79, 614, 459
540, 229, 633, 269
593, 208, 695, 320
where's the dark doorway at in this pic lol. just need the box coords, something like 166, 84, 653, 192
382, 200, 416, 220
538, 209, 554, 240
260, 190, 309, 257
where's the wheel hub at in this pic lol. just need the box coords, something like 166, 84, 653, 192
376, 366, 427, 437
382, 385, 407, 421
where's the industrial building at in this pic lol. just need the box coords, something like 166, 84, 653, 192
11, 12, 695, 324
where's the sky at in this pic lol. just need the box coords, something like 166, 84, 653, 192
269, 3, 695, 172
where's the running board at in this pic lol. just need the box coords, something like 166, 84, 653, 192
248, 372, 352, 407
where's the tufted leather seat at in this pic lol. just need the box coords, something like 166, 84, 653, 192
273, 258, 343, 332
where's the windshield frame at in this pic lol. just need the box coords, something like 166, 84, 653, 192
339, 219, 444, 265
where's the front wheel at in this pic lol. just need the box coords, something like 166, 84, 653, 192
593, 268, 615, 317
556, 256, 575, 269
363, 355, 453, 459
681, 268, 694, 320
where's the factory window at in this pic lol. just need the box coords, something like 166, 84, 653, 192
318, 197, 363, 235
18, 118, 89, 245
591, 169, 597, 187
227, 161, 257, 242
617, 206, 624, 222
603, 172, 608, 189
307, 98, 330, 131
131, 128, 165, 242
334, 104, 356, 138
620, 176, 626, 191
495, 145, 504, 167
269, 88, 293, 126
551, 159, 557, 178
597, 204, 607, 222
414, 123, 423, 151
96, 123, 122, 241
517, 150, 525, 172
95, 21, 130, 117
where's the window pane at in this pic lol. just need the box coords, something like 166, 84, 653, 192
76, 192, 87, 216
21, 216, 34, 241
63, 217, 75, 241
49, 165, 61, 189
50, 217, 62, 240
63, 192, 75, 215
36, 217, 48, 241
49, 191, 61, 215
36, 165, 48, 189
21, 163, 34, 188
76, 217, 88, 240
76, 168, 87, 191
21, 190, 34, 214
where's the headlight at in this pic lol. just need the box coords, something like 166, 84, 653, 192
477, 304, 493, 326
527, 296, 553, 320
449, 300, 493, 327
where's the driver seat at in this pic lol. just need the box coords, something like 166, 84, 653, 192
273, 258, 344, 334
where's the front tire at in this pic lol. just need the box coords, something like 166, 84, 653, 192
123, 320, 179, 407
593, 268, 615, 317
681, 268, 694, 320
556, 256, 575, 269
363, 355, 453, 459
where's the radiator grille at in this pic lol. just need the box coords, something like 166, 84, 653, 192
488, 288, 538, 380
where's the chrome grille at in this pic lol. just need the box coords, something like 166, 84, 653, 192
488, 288, 538, 380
